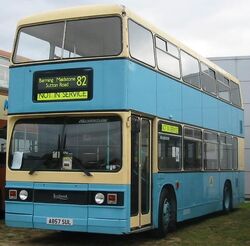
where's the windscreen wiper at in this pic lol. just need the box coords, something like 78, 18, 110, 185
72, 155, 92, 177
62, 131, 92, 177
28, 153, 52, 175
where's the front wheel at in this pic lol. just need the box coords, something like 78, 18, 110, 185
153, 188, 176, 238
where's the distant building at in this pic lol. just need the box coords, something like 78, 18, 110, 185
209, 56, 250, 199
0, 50, 10, 90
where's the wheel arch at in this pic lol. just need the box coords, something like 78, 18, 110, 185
153, 183, 177, 229
223, 179, 233, 212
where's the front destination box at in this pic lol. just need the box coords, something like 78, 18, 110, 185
33, 68, 93, 102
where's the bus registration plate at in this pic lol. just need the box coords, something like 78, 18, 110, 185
46, 217, 73, 226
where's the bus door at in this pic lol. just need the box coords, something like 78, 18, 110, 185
130, 116, 152, 229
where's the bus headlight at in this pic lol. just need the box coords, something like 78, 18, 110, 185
19, 190, 28, 201
95, 193, 105, 204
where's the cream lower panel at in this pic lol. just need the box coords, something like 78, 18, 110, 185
140, 212, 151, 225
130, 213, 151, 228
6, 111, 131, 185
6, 169, 128, 184
130, 216, 139, 228
238, 137, 245, 171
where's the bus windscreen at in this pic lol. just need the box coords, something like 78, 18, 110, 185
9, 117, 122, 172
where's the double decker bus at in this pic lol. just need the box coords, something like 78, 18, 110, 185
5, 5, 244, 236
0, 50, 9, 214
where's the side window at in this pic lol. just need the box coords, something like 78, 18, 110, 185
232, 137, 238, 170
230, 80, 241, 107
180, 51, 200, 88
155, 37, 180, 78
128, 20, 155, 67
201, 62, 217, 95
204, 131, 219, 170
158, 121, 182, 171
183, 127, 202, 170
220, 135, 233, 170
217, 73, 230, 101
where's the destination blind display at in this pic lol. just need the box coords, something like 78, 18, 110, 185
33, 68, 93, 102
159, 121, 182, 135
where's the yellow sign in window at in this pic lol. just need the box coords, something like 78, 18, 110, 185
161, 123, 179, 134
37, 91, 88, 101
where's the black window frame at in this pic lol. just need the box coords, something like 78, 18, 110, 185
200, 62, 217, 96
155, 36, 181, 79
216, 72, 230, 102
203, 131, 219, 170
229, 80, 242, 107
219, 134, 233, 170
158, 121, 182, 172
180, 50, 201, 88
128, 19, 156, 68
183, 126, 202, 171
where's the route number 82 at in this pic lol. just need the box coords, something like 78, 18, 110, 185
76, 76, 87, 86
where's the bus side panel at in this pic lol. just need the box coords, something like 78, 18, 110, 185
202, 95, 219, 130
156, 73, 182, 122
126, 61, 157, 115
231, 107, 244, 136
218, 102, 232, 133
182, 86, 202, 127
152, 172, 237, 228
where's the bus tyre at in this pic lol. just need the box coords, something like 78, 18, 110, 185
223, 182, 232, 213
154, 188, 176, 238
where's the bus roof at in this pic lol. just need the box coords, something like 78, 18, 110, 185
17, 4, 125, 26
16, 4, 239, 84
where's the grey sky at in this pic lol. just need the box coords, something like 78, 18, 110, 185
1, 0, 250, 57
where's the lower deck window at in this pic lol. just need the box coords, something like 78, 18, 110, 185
158, 134, 181, 170
184, 127, 202, 170
220, 135, 233, 170
204, 131, 219, 170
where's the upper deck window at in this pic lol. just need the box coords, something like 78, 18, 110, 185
217, 73, 230, 101
13, 17, 122, 63
128, 20, 155, 67
230, 80, 241, 107
200, 62, 217, 95
155, 37, 180, 78
180, 51, 200, 88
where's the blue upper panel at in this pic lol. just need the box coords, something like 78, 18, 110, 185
9, 59, 244, 137
9, 60, 127, 113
